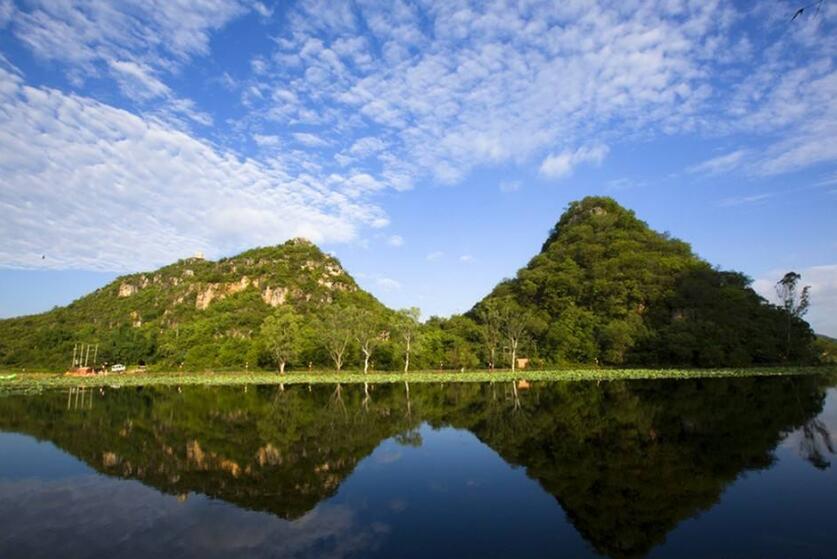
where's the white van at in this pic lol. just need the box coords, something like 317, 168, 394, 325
111, 364, 126, 373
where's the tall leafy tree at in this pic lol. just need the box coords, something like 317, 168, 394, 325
396, 307, 421, 373
319, 305, 354, 371
776, 271, 811, 359
259, 306, 302, 374
497, 297, 529, 372
354, 308, 387, 374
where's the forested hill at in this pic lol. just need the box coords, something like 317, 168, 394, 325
473, 196, 816, 367
0, 198, 818, 371
0, 238, 394, 370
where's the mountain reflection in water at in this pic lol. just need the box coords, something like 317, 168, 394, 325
1, 375, 835, 558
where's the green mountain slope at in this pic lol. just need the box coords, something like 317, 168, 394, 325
0, 238, 392, 370
0, 197, 818, 370
473, 196, 815, 367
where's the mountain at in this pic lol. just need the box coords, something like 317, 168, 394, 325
0, 197, 818, 371
0, 238, 392, 370
473, 196, 816, 367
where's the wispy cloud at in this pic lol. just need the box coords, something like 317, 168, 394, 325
540, 144, 609, 180
1, 0, 836, 275
375, 277, 401, 291
7, 0, 249, 75
107, 60, 171, 100
426, 251, 444, 261
253, 134, 281, 148
0, 68, 386, 271
688, 149, 749, 175
387, 235, 404, 248
293, 132, 328, 147
718, 193, 773, 207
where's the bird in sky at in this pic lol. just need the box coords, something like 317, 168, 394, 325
791, 0, 825, 21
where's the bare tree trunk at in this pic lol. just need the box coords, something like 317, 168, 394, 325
404, 337, 411, 373
279, 361, 286, 375
510, 339, 517, 372
363, 348, 370, 374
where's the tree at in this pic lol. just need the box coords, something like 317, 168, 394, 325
497, 298, 529, 372
396, 307, 421, 373
320, 305, 354, 371
776, 271, 811, 359
259, 307, 302, 374
477, 301, 501, 370
354, 308, 387, 374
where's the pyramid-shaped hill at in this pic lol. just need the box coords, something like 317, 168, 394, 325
473, 196, 815, 367
0, 238, 393, 370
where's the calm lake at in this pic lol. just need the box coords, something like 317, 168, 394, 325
1, 375, 836, 558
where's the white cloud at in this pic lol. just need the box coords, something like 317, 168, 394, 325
0, 69, 386, 271
107, 60, 171, 100
688, 149, 749, 175
718, 193, 773, 207
0, 475, 383, 558
253, 134, 281, 147
2, 0, 836, 275
605, 177, 644, 192
375, 277, 401, 290
293, 132, 329, 147
0, 0, 12, 28
246, 1, 750, 187
9, 0, 248, 73
5, 0, 251, 125
349, 136, 387, 157
252, 2, 273, 19
387, 235, 404, 247
231, 0, 837, 194
539, 144, 609, 180
426, 251, 444, 261
753, 265, 837, 337
459, 255, 474, 263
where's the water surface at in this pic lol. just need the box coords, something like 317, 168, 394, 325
1, 375, 835, 558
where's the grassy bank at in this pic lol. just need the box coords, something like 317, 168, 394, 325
1, 366, 835, 395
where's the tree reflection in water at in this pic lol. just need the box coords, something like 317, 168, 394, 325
0, 374, 833, 558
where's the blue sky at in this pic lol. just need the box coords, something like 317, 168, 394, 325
0, 0, 835, 335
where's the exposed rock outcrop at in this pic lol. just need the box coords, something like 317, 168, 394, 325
261, 285, 288, 307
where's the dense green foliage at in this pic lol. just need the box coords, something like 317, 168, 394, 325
0, 198, 820, 371
472, 197, 817, 367
0, 375, 831, 556
0, 238, 396, 371
815, 335, 837, 364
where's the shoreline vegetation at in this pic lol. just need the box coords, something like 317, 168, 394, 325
2, 366, 835, 395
